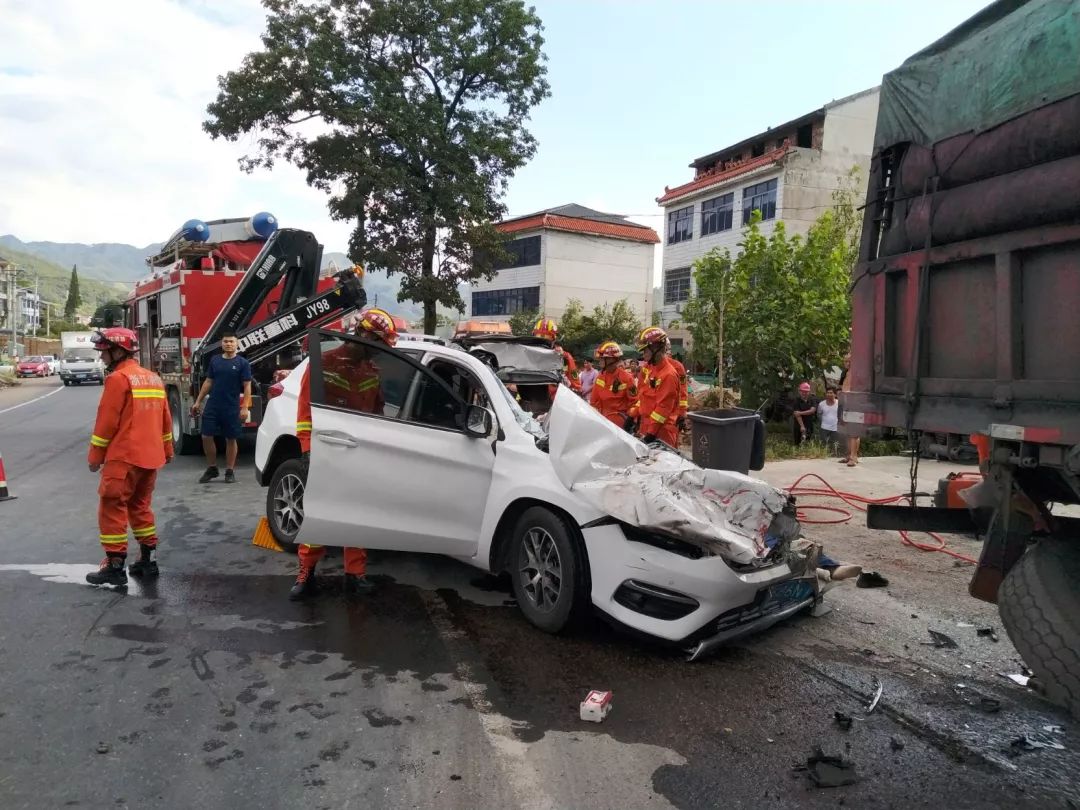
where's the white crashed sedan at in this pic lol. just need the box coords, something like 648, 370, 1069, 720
255, 329, 818, 659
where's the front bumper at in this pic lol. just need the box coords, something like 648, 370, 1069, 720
581, 523, 813, 649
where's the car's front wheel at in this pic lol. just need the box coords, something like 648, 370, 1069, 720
509, 507, 590, 633
266, 457, 307, 554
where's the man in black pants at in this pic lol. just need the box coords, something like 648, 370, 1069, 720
192, 333, 252, 483
792, 381, 818, 446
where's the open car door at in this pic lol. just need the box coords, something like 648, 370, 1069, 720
297, 330, 497, 557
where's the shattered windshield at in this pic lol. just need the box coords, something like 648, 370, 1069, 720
486, 365, 546, 439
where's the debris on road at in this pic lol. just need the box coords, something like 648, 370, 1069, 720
579, 689, 612, 723
833, 711, 853, 731
999, 672, 1031, 687
977, 697, 1002, 714
866, 679, 884, 714
976, 627, 999, 643
890, 737, 905, 752
95, 742, 110, 754
1008, 733, 1066, 755
1044, 725, 1065, 735
856, 571, 889, 588
925, 630, 959, 649
801, 747, 860, 788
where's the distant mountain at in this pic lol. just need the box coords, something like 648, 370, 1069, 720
0, 245, 129, 318
0, 235, 161, 283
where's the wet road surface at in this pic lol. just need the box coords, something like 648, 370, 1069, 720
0, 379, 1075, 808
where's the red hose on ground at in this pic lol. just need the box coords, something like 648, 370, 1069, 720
786, 472, 980, 565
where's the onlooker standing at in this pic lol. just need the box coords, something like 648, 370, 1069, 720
792, 381, 818, 445
817, 386, 840, 452
579, 359, 598, 400
192, 333, 252, 484
839, 352, 860, 467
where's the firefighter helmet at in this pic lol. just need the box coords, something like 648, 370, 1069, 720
532, 317, 558, 341
355, 307, 398, 347
636, 326, 668, 350
595, 341, 623, 359
91, 327, 139, 353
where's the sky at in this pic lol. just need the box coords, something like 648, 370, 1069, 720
1, 0, 993, 264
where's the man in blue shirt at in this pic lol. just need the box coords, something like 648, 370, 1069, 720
192, 333, 253, 483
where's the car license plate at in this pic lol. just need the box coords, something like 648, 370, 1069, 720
767, 579, 815, 605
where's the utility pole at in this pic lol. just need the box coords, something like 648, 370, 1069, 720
33, 275, 39, 337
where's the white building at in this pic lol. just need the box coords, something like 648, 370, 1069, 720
469, 204, 659, 323
657, 87, 880, 348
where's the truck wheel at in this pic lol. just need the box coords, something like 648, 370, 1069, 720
509, 507, 590, 634
266, 457, 306, 554
167, 389, 200, 456
999, 537, 1080, 719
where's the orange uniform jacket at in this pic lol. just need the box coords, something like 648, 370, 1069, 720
88, 358, 173, 469
590, 366, 637, 426
296, 349, 385, 453
669, 357, 689, 419
631, 358, 680, 446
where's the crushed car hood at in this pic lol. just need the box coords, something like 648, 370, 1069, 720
458, 336, 563, 385
546, 389, 793, 566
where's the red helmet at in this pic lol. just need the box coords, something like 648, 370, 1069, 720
92, 327, 139, 353
355, 307, 398, 347
595, 341, 623, 359
532, 317, 558, 341
636, 326, 667, 350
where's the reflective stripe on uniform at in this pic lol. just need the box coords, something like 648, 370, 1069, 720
679, 400, 689, 407
99, 533, 127, 542
356, 377, 379, 392
296, 421, 312, 430
132, 526, 156, 538
162, 433, 173, 442
90, 435, 111, 448
595, 378, 606, 388
131, 388, 165, 399
650, 411, 667, 424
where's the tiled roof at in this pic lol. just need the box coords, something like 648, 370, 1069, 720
498, 213, 659, 244
657, 145, 790, 206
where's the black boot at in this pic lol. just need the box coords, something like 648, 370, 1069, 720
289, 563, 317, 600
86, 554, 128, 587
198, 466, 219, 484
129, 544, 159, 578
344, 573, 375, 596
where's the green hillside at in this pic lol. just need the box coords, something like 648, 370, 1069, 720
0, 245, 129, 320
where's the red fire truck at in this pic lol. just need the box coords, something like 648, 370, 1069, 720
127, 214, 366, 454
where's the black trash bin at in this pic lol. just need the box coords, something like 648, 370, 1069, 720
689, 408, 766, 474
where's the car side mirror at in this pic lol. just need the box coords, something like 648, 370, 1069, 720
464, 404, 494, 438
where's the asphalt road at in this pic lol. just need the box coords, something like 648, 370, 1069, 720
0, 377, 1076, 809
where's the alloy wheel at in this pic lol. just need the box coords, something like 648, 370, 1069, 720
518, 527, 562, 613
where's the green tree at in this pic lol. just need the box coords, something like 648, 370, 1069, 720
90, 300, 126, 328
554, 298, 643, 358
64, 265, 81, 321
204, 0, 550, 334
678, 169, 861, 409
679, 248, 732, 386
508, 307, 540, 337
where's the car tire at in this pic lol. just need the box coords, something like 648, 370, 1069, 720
509, 506, 590, 634
999, 537, 1080, 719
167, 390, 199, 455
266, 457, 307, 555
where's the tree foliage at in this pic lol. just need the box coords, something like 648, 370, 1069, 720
508, 307, 540, 337
555, 298, 643, 359
90, 300, 126, 328
204, 0, 550, 333
64, 265, 81, 321
678, 169, 861, 409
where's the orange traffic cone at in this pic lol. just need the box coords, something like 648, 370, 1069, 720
0, 452, 16, 502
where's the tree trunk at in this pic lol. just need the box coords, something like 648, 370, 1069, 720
422, 223, 438, 335
716, 300, 724, 389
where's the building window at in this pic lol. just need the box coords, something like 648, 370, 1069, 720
493, 235, 541, 270
664, 268, 691, 305
796, 123, 813, 148
742, 178, 778, 223
701, 193, 734, 236
667, 206, 693, 244
471, 286, 540, 316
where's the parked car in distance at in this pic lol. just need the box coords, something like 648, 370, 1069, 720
17, 356, 52, 378
45, 355, 60, 375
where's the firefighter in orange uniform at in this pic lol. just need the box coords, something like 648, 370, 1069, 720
290, 307, 398, 600
533, 317, 581, 395
667, 343, 690, 433
85, 328, 173, 587
590, 341, 637, 428
628, 326, 681, 447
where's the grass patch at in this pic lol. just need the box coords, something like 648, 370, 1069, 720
764, 421, 906, 461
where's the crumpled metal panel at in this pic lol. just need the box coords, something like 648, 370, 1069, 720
546, 389, 791, 566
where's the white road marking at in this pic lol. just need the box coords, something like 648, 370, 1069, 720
0, 384, 65, 417
0, 563, 98, 585
420, 590, 559, 810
